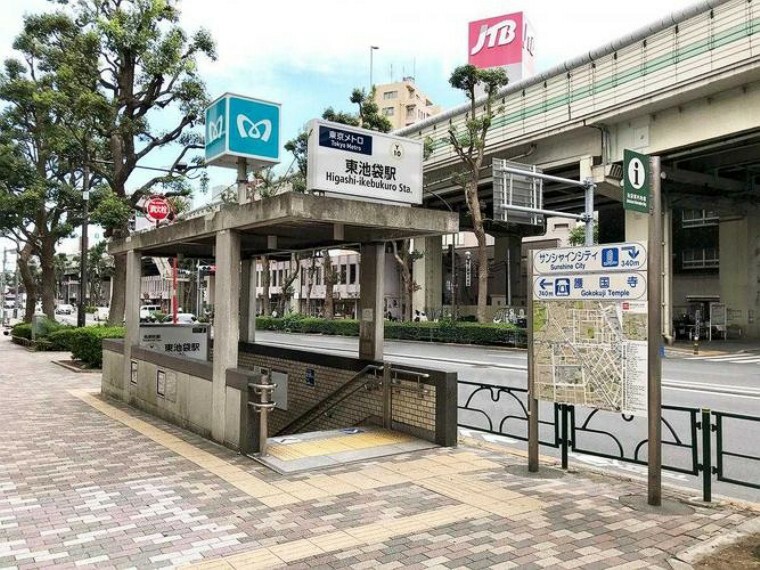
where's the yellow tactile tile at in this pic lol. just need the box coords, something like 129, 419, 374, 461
266, 429, 416, 461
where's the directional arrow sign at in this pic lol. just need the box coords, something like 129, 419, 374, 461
532, 243, 647, 275
532, 272, 647, 301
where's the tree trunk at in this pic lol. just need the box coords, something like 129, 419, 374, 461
323, 250, 334, 319
392, 241, 414, 322
260, 255, 271, 316
108, 254, 126, 325
18, 243, 36, 323
39, 237, 57, 320
466, 178, 489, 323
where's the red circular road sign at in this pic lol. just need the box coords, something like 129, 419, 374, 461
145, 196, 172, 223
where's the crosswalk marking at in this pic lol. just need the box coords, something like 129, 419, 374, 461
686, 353, 760, 364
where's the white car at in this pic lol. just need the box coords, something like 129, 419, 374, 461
55, 304, 75, 315
162, 313, 197, 324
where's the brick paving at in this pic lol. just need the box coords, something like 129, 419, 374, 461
0, 337, 757, 569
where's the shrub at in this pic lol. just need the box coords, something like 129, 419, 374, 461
70, 327, 125, 368
254, 317, 525, 347
47, 328, 79, 352
11, 323, 32, 340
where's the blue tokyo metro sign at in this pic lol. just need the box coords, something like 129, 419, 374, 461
204, 93, 280, 169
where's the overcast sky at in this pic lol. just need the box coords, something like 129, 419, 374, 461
0, 0, 702, 254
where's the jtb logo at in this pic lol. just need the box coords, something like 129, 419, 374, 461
470, 19, 517, 56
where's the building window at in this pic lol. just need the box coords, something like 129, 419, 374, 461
349, 264, 357, 285
383, 107, 395, 116
682, 248, 719, 269
340, 264, 347, 285
682, 209, 719, 228
383, 91, 398, 100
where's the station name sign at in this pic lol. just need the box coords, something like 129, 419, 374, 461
306, 119, 422, 206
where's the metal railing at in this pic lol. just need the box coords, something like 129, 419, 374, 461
458, 380, 760, 502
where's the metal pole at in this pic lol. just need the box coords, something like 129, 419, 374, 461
172, 257, 178, 324
77, 164, 90, 328
237, 157, 248, 205
196, 261, 201, 318
506, 249, 512, 306
584, 182, 595, 247
370, 46, 379, 90
527, 251, 539, 472
1, 248, 6, 326
450, 242, 458, 320
13, 247, 19, 320
701, 408, 712, 503
499, 166, 589, 188
382, 364, 392, 428
259, 374, 270, 456
648, 156, 663, 506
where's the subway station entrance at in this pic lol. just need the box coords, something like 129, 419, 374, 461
101, 192, 459, 468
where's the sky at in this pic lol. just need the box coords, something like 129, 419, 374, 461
0, 0, 702, 256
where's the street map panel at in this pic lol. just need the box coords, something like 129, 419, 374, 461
532, 299, 648, 416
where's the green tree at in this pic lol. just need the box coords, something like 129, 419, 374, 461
448, 64, 508, 323
0, 47, 91, 319
23, 0, 216, 324
568, 223, 599, 246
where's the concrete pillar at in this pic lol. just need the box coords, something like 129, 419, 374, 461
720, 209, 760, 338
412, 236, 443, 318
359, 243, 385, 361
239, 258, 256, 344
121, 250, 141, 397
493, 236, 522, 308
212, 230, 241, 443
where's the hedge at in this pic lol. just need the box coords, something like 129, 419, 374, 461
255, 315, 526, 347
69, 327, 125, 368
11, 323, 32, 340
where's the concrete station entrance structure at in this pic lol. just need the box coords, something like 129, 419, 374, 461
404, 0, 760, 339
101, 192, 459, 465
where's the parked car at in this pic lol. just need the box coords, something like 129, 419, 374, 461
95, 307, 110, 321
55, 303, 74, 315
139, 304, 161, 322
161, 313, 197, 324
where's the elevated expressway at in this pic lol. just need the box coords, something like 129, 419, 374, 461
400, 0, 760, 338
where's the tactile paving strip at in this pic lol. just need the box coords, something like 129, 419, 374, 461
267, 429, 415, 461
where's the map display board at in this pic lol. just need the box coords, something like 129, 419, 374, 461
531, 243, 649, 416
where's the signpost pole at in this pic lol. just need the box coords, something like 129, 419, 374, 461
237, 157, 248, 205
584, 181, 595, 247
527, 252, 539, 472
647, 156, 663, 506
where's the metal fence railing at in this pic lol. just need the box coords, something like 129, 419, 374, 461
458, 380, 760, 502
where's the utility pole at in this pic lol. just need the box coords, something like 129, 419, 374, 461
1, 248, 6, 326
77, 163, 90, 328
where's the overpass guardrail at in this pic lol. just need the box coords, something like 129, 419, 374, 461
458, 381, 759, 502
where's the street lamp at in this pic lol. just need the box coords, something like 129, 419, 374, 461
77, 164, 90, 328
369, 46, 379, 91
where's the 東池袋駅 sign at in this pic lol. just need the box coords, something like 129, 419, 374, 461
305, 119, 423, 205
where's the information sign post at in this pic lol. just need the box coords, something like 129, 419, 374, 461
647, 156, 663, 507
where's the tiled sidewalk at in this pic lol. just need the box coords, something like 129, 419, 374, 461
0, 338, 756, 569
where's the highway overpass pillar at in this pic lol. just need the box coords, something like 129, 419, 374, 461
412, 235, 443, 318
720, 208, 760, 338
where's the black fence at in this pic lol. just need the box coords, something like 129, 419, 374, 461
458, 381, 760, 502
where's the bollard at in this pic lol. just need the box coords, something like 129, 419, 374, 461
249, 374, 276, 456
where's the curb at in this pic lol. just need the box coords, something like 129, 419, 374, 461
670, 516, 760, 567
52, 360, 101, 374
